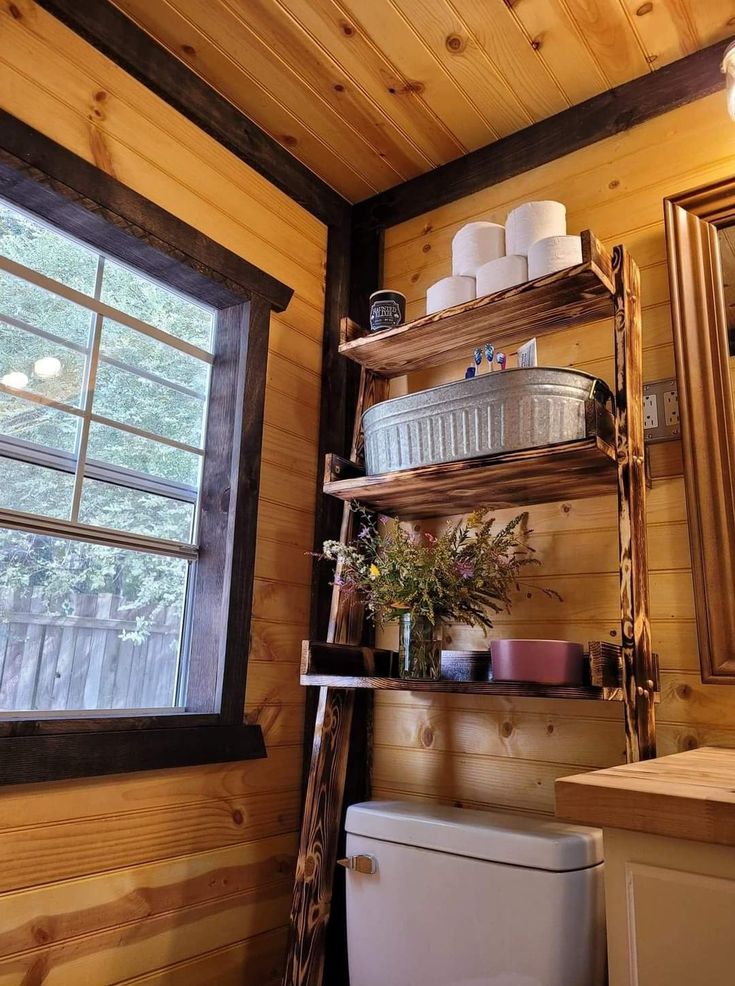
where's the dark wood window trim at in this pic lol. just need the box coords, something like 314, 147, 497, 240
0, 113, 294, 785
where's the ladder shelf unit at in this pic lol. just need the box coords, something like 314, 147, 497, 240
283, 231, 658, 986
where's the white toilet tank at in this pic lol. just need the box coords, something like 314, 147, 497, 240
344, 800, 606, 986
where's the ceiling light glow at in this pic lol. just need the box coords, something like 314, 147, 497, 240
1, 371, 30, 389
33, 356, 62, 379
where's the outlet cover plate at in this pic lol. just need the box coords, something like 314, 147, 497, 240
643, 378, 680, 443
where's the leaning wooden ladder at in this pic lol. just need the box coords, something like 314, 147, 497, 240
282, 234, 658, 986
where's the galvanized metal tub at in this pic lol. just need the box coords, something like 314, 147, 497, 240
362, 367, 612, 475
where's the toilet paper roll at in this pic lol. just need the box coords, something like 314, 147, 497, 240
528, 235, 583, 280
452, 222, 505, 277
506, 201, 566, 257
476, 255, 528, 297
426, 275, 476, 315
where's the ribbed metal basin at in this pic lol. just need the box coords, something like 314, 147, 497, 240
362, 367, 612, 475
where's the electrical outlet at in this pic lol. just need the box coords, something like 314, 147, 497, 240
644, 394, 659, 430
664, 389, 680, 427
643, 379, 680, 443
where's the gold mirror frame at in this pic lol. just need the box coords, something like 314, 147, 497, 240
665, 177, 735, 682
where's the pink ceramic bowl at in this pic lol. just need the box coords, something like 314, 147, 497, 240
490, 639, 584, 685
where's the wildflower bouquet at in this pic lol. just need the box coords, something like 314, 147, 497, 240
319, 507, 556, 631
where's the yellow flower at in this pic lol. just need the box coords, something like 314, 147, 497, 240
369, 563, 381, 579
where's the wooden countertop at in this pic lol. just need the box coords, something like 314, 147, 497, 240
555, 747, 735, 847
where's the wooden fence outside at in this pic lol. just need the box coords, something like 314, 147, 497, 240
0, 588, 182, 711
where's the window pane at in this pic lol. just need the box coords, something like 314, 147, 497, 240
0, 528, 188, 711
78, 479, 194, 542
0, 456, 74, 518
0, 391, 79, 453
0, 270, 93, 347
86, 422, 200, 488
0, 320, 86, 408
101, 259, 213, 351
100, 319, 208, 395
0, 201, 99, 295
93, 360, 206, 448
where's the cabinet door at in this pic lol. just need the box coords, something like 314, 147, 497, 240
604, 829, 735, 986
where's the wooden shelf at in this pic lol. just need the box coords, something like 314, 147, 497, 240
301, 642, 625, 701
340, 230, 614, 377
324, 434, 616, 519
300, 674, 616, 700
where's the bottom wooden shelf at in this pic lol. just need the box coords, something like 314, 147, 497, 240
300, 673, 618, 700
301, 641, 627, 701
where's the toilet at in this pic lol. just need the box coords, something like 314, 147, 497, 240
344, 800, 606, 986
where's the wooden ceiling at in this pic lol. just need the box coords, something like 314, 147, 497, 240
110, 0, 735, 203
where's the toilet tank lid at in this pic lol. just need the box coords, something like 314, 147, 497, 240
345, 801, 603, 872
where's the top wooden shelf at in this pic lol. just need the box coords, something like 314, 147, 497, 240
340, 230, 615, 378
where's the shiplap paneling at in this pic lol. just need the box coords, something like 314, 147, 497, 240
109, 0, 735, 199
377, 90, 735, 817
0, 2, 323, 982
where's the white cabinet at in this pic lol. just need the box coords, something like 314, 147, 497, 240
603, 828, 735, 986
555, 747, 735, 986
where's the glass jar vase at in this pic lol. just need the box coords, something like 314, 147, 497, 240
398, 612, 442, 680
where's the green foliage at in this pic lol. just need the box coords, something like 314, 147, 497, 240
0, 528, 187, 638
0, 199, 213, 638
319, 507, 561, 631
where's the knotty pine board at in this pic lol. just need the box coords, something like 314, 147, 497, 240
0, 833, 296, 957
112, 0, 733, 199
385, 94, 735, 249
376, 92, 735, 818
109, 0, 403, 198
117, 927, 288, 986
0, 4, 324, 983
0, 885, 293, 986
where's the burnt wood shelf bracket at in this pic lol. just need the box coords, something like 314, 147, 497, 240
284, 239, 658, 986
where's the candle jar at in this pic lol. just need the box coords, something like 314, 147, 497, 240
369, 290, 406, 332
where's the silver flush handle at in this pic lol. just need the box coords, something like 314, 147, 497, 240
337, 854, 378, 875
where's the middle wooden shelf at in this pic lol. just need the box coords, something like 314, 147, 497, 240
324, 400, 616, 517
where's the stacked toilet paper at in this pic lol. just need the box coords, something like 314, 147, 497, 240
452, 222, 505, 276
426, 275, 476, 315
528, 234, 583, 280
476, 255, 528, 296
506, 201, 566, 257
425, 200, 583, 316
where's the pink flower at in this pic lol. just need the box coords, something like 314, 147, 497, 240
456, 559, 475, 579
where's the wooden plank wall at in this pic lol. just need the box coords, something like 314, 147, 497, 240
0, 2, 323, 983
375, 92, 735, 817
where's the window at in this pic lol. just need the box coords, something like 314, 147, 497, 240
0, 114, 292, 784
0, 200, 212, 714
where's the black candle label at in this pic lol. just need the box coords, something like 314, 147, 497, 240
371, 301, 401, 329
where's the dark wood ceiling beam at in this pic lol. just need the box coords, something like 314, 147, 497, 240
34, 0, 349, 228
355, 38, 733, 233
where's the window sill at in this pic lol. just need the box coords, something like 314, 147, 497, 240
0, 721, 266, 786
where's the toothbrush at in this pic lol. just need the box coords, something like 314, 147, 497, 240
496, 352, 507, 370
484, 343, 495, 371
473, 347, 483, 372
